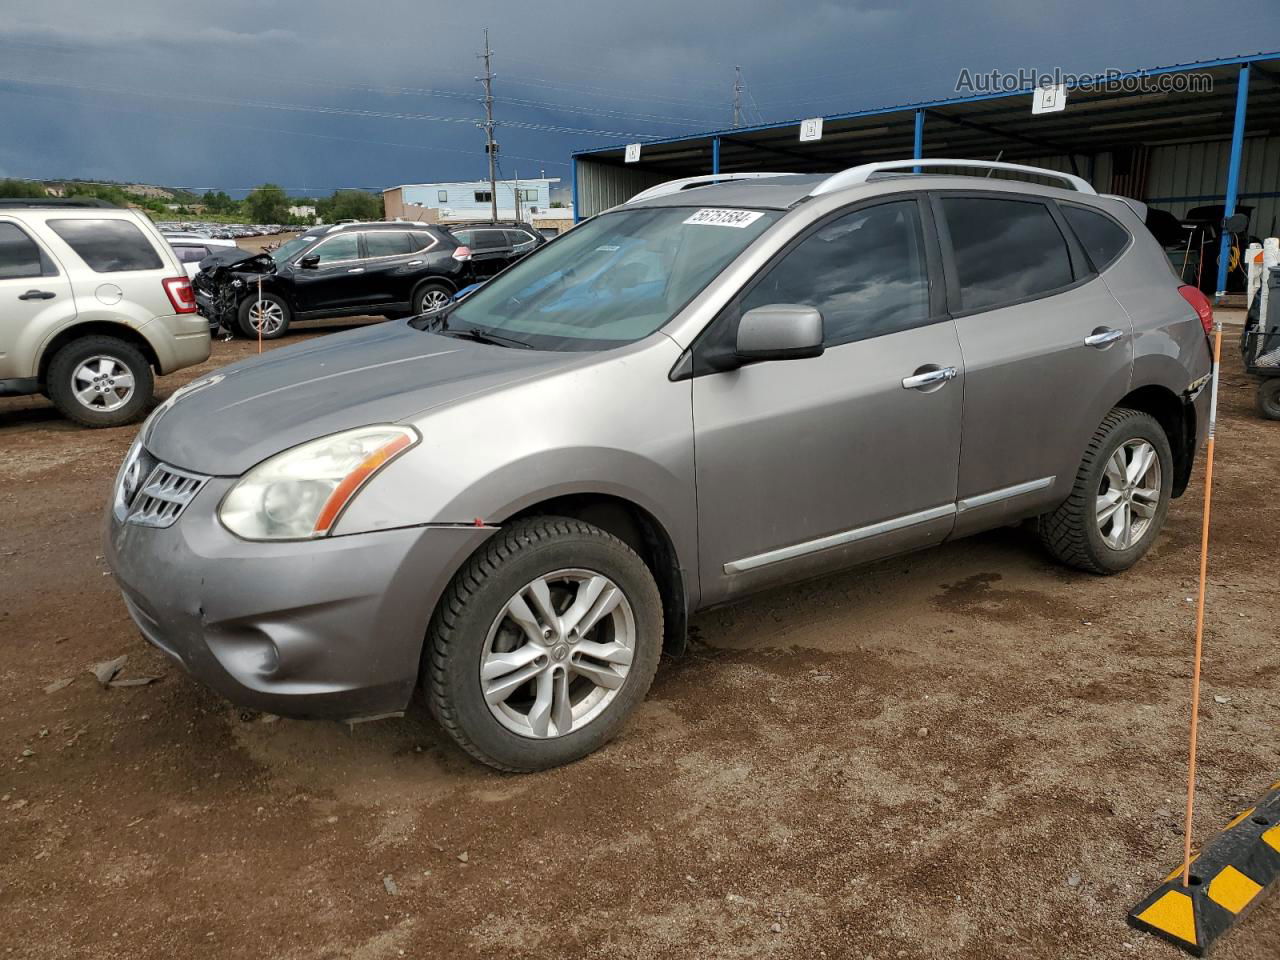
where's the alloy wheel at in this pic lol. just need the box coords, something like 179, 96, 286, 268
71, 355, 135, 413
420, 289, 451, 312
248, 299, 286, 335
1096, 438, 1161, 550
480, 568, 636, 739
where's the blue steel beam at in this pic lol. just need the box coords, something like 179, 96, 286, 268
712, 136, 720, 176
913, 109, 924, 173
1216, 64, 1250, 298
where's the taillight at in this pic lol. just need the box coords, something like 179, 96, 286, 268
162, 276, 197, 314
452, 245, 472, 262
1178, 284, 1214, 335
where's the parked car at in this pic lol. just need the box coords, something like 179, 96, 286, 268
192, 222, 472, 338
168, 237, 239, 283
107, 160, 1213, 771
444, 221, 547, 279
0, 198, 208, 426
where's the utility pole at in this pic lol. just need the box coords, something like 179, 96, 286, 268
513, 169, 521, 222
477, 29, 498, 223
732, 65, 743, 128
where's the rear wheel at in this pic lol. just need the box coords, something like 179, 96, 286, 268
236, 292, 291, 339
1256, 379, 1280, 420
46, 335, 153, 428
413, 283, 452, 315
426, 517, 663, 772
1037, 408, 1172, 574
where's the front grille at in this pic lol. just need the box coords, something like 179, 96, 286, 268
126, 462, 209, 528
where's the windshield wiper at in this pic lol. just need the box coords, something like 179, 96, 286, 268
437, 326, 534, 350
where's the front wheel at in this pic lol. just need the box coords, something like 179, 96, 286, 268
1256, 378, 1280, 420
425, 517, 663, 772
1037, 408, 1173, 574
236, 292, 291, 339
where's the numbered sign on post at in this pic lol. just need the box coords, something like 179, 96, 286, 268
624, 143, 642, 163
1032, 84, 1067, 115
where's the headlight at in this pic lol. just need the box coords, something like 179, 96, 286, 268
218, 425, 419, 540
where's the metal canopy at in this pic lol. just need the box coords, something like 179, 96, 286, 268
574, 54, 1280, 177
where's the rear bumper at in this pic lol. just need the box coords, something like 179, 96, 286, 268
104, 478, 494, 719
139, 312, 211, 374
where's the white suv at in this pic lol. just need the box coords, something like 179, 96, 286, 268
0, 200, 210, 426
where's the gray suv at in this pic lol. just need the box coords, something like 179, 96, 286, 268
105, 160, 1214, 771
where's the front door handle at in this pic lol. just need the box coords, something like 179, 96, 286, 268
1084, 327, 1124, 348
18, 289, 56, 301
347, 267, 365, 274
406, 260, 424, 266
902, 365, 958, 390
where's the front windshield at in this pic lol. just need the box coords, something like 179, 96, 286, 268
271, 233, 320, 263
445, 206, 780, 350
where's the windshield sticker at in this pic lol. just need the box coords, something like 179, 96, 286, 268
683, 208, 765, 228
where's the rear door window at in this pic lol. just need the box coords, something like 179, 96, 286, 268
47, 218, 163, 273
1060, 203, 1131, 271
364, 231, 413, 258
939, 196, 1074, 312
0, 222, 54, 279
472, 229, 509, 251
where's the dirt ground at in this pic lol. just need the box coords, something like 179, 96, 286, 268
2, 313, 1278, 960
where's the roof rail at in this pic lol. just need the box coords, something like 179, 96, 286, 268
628, 172, 800, 204
809, 159, 1097, 197
0, 197, 118, 209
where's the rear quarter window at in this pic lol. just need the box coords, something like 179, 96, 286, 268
1060, 204, 1131, 271
48, 218, 164, 273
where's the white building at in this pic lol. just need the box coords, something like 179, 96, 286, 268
383, 178, 566, 224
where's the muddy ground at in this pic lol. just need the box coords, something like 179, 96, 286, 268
1, 314, 1278, 960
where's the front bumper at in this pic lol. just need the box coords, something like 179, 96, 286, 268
104, 477, 494, 720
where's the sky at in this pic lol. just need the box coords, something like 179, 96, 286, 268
1, 1, 1277, 198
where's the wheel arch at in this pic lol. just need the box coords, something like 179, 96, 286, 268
37, 321, 161, 386
1116, 383, 1195, 497
504, 492, 690, 656
411, 275, 458, 301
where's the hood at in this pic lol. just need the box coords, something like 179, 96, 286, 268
197, 246, 276, 275
142, 321, 578, 475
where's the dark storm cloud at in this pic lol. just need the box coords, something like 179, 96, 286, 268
1, 0, 1276, 194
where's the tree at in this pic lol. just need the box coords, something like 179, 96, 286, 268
0, 179, 48, 198
201, 190, 236, 214
244, 183, 290, 222
317, 189, 383, 223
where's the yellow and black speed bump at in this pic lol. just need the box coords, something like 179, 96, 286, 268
1128, 779, 1280, 955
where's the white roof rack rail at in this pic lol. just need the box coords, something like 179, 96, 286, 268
809, 159, 1096, 197
628, 172, 801, 204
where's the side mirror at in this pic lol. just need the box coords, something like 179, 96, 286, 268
1223, 212, 1248, 234
298, 254, 320, 269
735, 304, 824, 363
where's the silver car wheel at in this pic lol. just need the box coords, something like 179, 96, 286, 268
1096, 438, 1161, 550
421, 289, 451, 312
248, 299, 285, 335
71, 355, 135, 412
480, 567, 636, 739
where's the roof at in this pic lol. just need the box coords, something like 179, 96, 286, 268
574, 52, 1280, 175
625, 175, 824, 210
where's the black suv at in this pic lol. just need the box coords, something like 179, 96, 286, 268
444, 221, 547, 279
194, 222, 472, 339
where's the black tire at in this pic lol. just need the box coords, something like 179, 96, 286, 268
1038, 408, 1173, 574
1256, 379, 1280, 421
426, 516, 663, 772
46, 335, 153, 428
236, 292, 291, 339
413, 282, 453, 315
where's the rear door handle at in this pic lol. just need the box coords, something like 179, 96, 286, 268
1084, 327, 1124, 348
406, 260, 424, 266
18, 289, 56, 300
347, 267, 365, 274
902, 366, 957, 390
